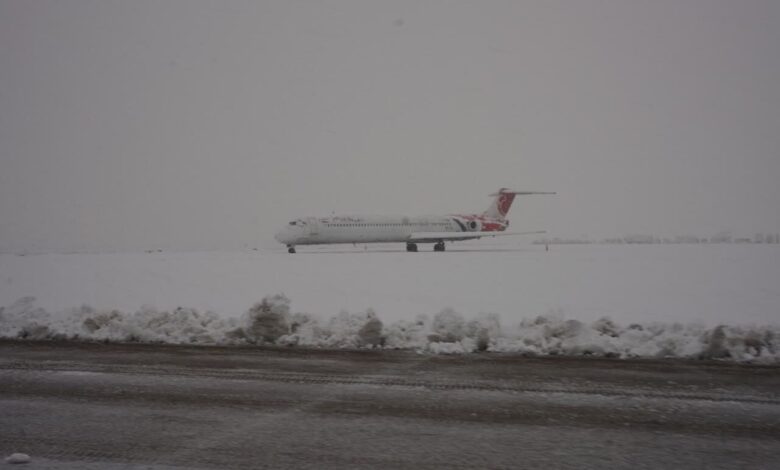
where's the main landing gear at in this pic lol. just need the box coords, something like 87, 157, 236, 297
407, 242, 445, 252
287, 246, 296, 254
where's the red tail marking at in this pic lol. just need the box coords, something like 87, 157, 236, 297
497, 193, 516, 217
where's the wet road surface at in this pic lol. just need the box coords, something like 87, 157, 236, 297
1, 341, 779, 469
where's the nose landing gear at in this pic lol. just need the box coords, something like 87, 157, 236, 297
433, 241, 445, 252
287, 246, 296, 254
406, 243, 418, 252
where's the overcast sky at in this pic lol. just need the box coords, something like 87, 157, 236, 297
1, 0, 778, 252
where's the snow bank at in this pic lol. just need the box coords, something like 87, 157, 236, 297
1, 296, 777, 362
5, 453, 31, 464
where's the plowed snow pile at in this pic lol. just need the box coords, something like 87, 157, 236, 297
1, 295, 776, 362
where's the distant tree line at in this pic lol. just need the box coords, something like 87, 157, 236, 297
534, 232, 780, 245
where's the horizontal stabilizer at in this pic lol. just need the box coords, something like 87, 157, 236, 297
484, 189, 555, 218
488, 190, 556, 196
408, 230, 546, 243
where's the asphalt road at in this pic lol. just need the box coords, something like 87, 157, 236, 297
1, 340, 779, 469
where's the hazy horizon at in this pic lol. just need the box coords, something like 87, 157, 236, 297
2, 0, 779, 253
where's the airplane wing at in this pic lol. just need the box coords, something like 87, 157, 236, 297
408, 230, 546, 243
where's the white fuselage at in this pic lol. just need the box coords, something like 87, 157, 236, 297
275, 215, 465, 246
274, 189, 553, 252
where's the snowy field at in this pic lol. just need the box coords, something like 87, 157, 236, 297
1, 242, 778, 360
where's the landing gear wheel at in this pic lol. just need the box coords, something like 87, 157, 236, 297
288, 246, 296, 254
406, 243, 418, 252
433, 241, 445, 252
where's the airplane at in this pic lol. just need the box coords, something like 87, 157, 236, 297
274, 188, 555, 253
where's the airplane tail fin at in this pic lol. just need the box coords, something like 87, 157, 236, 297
483, 188, 556, 219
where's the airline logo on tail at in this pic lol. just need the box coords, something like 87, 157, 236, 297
496, 192, 516, 218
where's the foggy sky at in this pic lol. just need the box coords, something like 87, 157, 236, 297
1, 0, 779, 253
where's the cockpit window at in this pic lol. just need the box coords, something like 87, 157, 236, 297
289, 221, 297, 226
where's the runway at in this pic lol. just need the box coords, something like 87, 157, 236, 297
1, 341, 778, 469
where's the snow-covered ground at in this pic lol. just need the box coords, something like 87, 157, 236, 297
1, 242, 778, 360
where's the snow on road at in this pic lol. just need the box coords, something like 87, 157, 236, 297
1, 342, 779, 469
